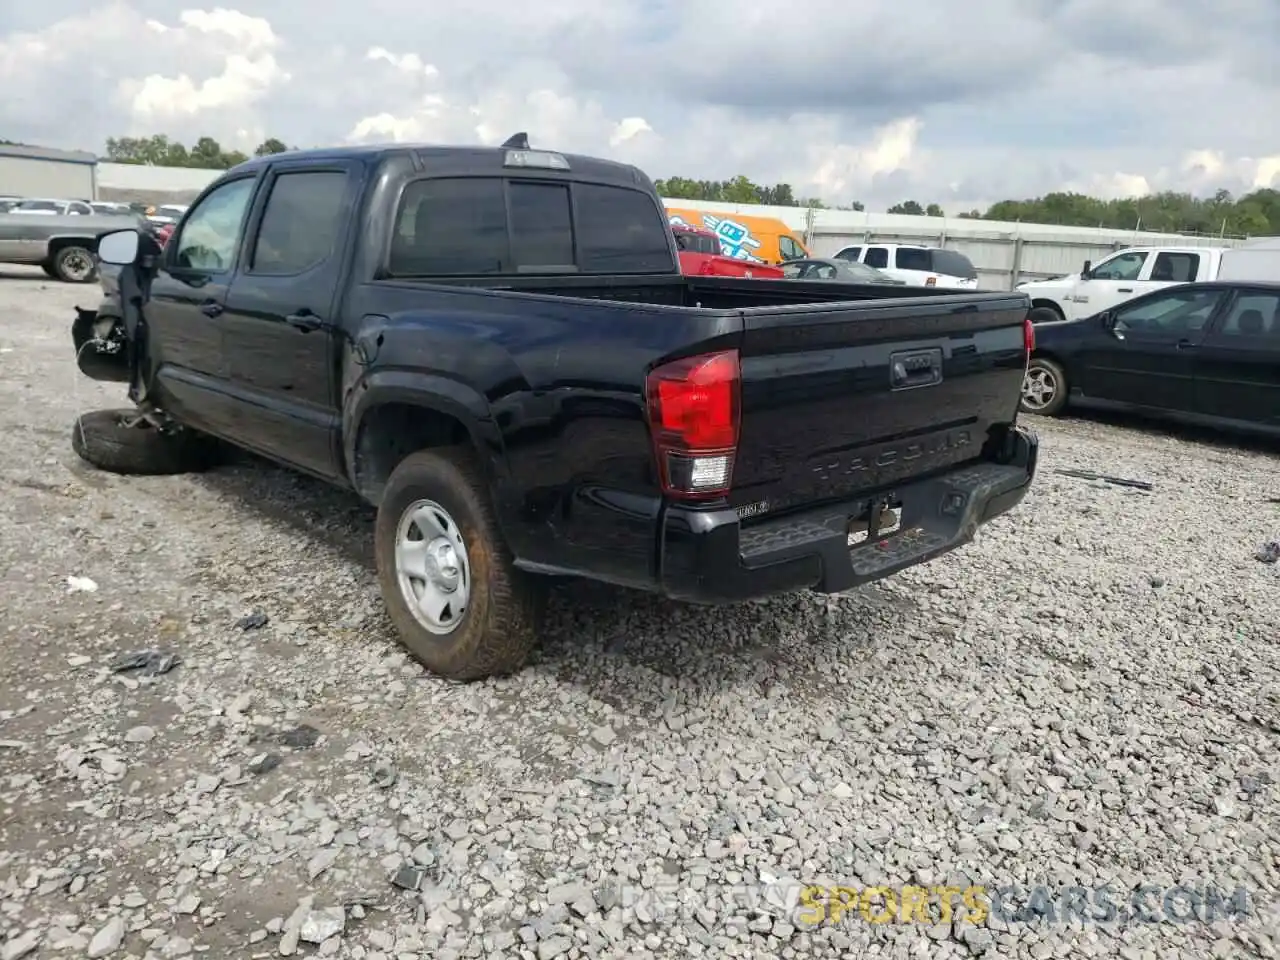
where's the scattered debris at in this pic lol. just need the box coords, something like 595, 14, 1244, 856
276, 724, 321, 749
124, 725, 156, 743
66, 575, 98, 593
86, 916, 125, 958
236, 611, 269, 630
299, 907, 345, 944
1256, 539, 1280, 564
109, 649, 181, 676
1054, 468, 1154, 491
371, 763, 397, 789
390, 863, 426, 891
0, 928, 42, 960
307, 848, 340, 880
247, 752, 281, 775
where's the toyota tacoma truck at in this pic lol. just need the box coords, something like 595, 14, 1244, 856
73, 133, 1039, 681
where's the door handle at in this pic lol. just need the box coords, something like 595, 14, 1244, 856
286, 311, 324, 332
200, 300, 223, 318
1176, 339, 1197, 350
1117, 287, 1133, 292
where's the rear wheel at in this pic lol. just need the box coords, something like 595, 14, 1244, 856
71, 408, 226, 475
52, 245, 97, 283
1028, 306, 1063, 325
1021, 357, 1068, 416
374, 447, 541, 681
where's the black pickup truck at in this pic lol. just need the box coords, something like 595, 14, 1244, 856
74, 134, 1039, 681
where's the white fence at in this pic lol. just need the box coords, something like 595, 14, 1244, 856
662, 199, 1249, 289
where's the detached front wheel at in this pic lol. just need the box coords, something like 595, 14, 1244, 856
374, 447, 541, 681
71, 409, 226, 475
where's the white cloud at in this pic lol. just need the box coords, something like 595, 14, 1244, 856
366, 46, 438, 78
2, 0, 1279, 211
609, 117, 652, 148
122, 9, 287, 122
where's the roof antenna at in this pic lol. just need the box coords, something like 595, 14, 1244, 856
501, 132, 530, 150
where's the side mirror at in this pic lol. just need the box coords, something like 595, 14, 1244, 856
1080, 260, 1092, 279
1101, 311, 1125, 337
96, 229, 141, 265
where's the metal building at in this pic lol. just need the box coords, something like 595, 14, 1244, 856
0, 144, 97, 201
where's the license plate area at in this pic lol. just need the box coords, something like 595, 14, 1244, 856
847, 499, 904, 547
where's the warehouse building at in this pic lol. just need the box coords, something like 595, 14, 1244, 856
0, 144, 97, 200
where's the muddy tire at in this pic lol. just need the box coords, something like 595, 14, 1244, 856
1020, 357, 1069, 417
375, 446, 541, 681
71, 408, 225, 475
52, 245, 97, 283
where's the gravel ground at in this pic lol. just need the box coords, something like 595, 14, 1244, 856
1, 264, 1279, 960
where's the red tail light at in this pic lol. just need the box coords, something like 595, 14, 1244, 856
1024, 314, 1035, 355
645, 349, 740, 501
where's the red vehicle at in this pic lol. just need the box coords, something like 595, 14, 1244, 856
672, 225, 784, 279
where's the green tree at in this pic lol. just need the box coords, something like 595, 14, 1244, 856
254, 138, 290, 157
887, 200, 926, 215
103, 134, 263, 169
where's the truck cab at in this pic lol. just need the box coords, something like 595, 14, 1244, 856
1019, 245, 1227, 323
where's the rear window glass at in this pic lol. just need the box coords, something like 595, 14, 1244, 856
575, 183, 674, 273
894, 248, 932, 271
388, 177, 673, 276
930, 249, 977, 279
863, 247, 889, 268
675, 231, 719, 255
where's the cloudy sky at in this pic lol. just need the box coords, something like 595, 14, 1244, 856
2, 0, 1278, 211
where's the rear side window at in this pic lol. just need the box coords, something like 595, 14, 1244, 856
864, 247, 889, 268
575, 183, 674, 273
250, 170, 347, 275
894, 248, 932, 271
833, 246, 861, 262
390, 178, 508, 275
1150, 252, 1199, 283
930, 249, 978, 279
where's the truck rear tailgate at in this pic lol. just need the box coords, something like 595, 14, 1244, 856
731, 292, 1031, 515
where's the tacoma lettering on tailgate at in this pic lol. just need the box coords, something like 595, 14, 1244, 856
811, 429, 973, 486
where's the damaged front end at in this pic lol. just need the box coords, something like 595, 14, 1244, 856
72, 304, 131, 382
70, 231, 163, 402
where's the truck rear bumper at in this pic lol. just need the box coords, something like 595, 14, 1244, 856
658, 425, 1038, 603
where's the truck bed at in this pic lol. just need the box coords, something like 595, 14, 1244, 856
362, 274, 1030, 524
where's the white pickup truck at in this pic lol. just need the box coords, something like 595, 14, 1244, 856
1017, 245, 1228, 323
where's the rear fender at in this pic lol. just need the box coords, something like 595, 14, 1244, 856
343, 371, 509, 503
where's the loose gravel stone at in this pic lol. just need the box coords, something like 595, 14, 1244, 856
1, 270, 1278, 959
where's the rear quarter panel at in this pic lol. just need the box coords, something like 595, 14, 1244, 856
341, 280, 741, 584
